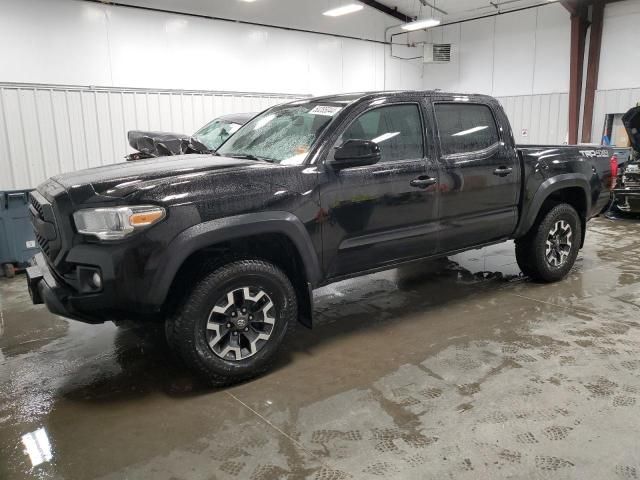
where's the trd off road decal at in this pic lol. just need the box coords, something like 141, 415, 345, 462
579, 149, 610, 158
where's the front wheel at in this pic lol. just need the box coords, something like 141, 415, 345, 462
515, 203, 582, 283
169, 259, 297, 386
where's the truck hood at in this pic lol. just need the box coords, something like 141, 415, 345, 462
51, 154, 264, 203
623, 106, 640, 154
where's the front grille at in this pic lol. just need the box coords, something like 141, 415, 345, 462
29, 193, 43, 217
28, 191, 60, 261
623, 173, 640, 188
29, 194, 50, 255
35, 231, 51, 256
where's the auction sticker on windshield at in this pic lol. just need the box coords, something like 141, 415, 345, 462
309, 105, 342, 116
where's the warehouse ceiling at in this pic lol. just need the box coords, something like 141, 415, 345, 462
91, 0, 569, 27
84, 0, 576, 41
373, 0, 568, 22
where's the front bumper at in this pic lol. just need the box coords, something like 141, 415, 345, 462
27, 253, 81, 320
612, 188, 640, 212
26, 252, 119, 324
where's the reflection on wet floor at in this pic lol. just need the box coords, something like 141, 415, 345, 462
1, 217, 640, 479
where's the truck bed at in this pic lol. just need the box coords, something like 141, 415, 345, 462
516, 144, 614, 225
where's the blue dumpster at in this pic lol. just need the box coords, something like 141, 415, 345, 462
0, 190, 39, 278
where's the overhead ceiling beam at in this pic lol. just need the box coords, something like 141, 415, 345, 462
560, 0, 580, 15
358, 1, 414, 22
562, 0, 624, 15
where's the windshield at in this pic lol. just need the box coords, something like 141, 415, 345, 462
194, 119, 243, 151
216, 103, 342, 164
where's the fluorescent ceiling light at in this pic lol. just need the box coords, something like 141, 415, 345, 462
22, 428, 53, 467
401, 18, 441, 31
452, 126, 488, 137
323, 4, 364, 16
372, 132, 400, 143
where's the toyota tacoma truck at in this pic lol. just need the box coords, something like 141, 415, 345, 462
26, 91, 617, 385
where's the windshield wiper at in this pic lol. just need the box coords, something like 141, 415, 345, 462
229, 154, 274, 163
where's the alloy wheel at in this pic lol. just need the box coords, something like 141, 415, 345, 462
545, 220, 573, 267
205, 287, 276, 360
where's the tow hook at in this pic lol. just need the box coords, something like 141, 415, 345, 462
26, 265, 44, 305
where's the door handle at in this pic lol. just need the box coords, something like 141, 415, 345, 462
493, 167, 513, 177
410, 176, 437, 188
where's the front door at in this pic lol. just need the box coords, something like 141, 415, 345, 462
320, 101, 440, 278
433, 101, 519, 251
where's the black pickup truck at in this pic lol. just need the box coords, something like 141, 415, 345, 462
26, 91, 617, 385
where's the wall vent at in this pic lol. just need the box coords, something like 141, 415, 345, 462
424, 43, 451, 63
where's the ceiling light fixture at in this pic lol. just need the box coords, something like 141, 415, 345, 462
401, 17, 441, 31
323, 4, 364, 16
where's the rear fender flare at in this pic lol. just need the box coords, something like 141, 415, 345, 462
515, 174, 591, 239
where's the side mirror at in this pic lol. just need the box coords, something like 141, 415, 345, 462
330, 139, 381, 169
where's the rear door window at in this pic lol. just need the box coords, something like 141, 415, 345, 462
434, 103, 500, 156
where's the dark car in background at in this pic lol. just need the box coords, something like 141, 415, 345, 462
126, 112, 255, 160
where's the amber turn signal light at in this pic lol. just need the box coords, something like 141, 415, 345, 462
129, 209, 165, 226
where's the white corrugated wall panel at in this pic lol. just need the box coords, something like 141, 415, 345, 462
591, 88, 640, 144
496, 93, 569, 145
0, 83, 306, 190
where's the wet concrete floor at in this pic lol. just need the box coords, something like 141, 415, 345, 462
1, 216, 640, 479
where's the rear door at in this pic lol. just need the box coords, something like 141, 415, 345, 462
432, 100, 519, 251
320, 100, 440, 278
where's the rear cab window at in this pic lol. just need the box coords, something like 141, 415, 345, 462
434, 103, 500, 156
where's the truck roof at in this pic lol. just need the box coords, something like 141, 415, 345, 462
301, 90, 496, 106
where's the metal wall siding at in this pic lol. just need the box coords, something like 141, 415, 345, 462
591, 88, 640, 144
496, 92, 569, 145
0, 83, 306, 190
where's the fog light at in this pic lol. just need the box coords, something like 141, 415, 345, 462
92, 272, 102, 290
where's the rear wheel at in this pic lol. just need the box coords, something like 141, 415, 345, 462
169, 259, 297, 386
515, 203, 581, 283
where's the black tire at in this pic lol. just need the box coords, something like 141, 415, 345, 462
164, 317, 179, 355
2, 263, 15, 278
169, 259, 297, 386
515, 203, 582, 283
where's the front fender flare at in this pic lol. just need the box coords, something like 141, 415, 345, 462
147, 211, 321, 307
514, 173, 591, 239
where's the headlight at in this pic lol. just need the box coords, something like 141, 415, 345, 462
73, 205, 166, 240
